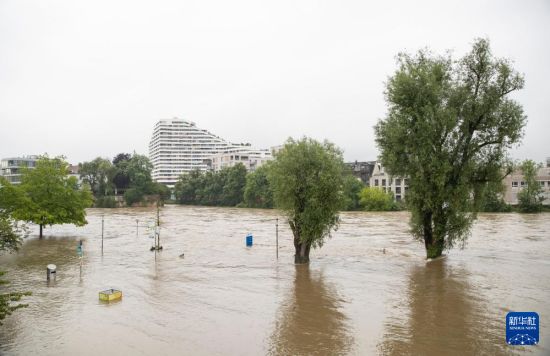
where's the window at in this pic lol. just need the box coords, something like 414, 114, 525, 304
520, 181, 525, 187
396, 195, 401, 201
374, 179, 379, 186
382, 179, 386, 186
404, 179, 409, 186
395, 178, 401, 186
512, 181, 518, 187
396, 187, 401, 194
540, 181, 545, 187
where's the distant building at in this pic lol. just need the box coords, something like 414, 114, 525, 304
346, 161, 376, 185
503, 158, 550, 205
0, 156, 38, 184
207, 148, 273, 172
369, 162, 409, 202
149, 118, 269, 186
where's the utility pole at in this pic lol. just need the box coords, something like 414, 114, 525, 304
101, 215, 104, 255
276, 218, 279, 259
157, 201, 160, 249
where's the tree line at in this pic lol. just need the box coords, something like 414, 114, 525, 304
172, 158, 403, 212
79, 153, 170, 207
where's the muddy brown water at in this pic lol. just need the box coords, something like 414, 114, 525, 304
0, 206, 549, 355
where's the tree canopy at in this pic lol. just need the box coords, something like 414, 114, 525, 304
342, 174, 365, 211
268, 137, 345, 264
174, 164, 248, 206
15, 156, 93, 237
79, 157, 113, 197
243, 164, 273, 209
375, 38, 526, 258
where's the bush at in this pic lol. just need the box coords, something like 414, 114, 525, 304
94, 196, 117, 208
358, 187, 398, 211
124, 188, 144, 206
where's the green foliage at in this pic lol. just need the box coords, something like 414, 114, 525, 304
358, 187, 396, 211
174, 164, 248, 207
243, 164, 273, 208
517, 160, 544, 213
14, 156, 93, 236
80, 154, 163, 206
0, 271, 31, 325
221, 164, 247, 206
153, 182, 172, 202
94, 196, 117, 208
111, 153, 132, 193
124, 187, 145, 206
342, 174, 365, 211
0, 180, 31, 325
477, 180, 512, 212
375, 38, 526, 258
175, 170, 202, 204
79, 157, 114, 197
268, 137, 345, 263
127, 154, 154, 191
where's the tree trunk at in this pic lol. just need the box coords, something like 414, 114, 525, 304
294, 241, 311, 264
39, 224, 43, 238
423, 211, 444, 259
290, 220, 311, 264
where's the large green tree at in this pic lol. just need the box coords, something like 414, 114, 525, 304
375, 38, 526, 258
79, 157, 114, 197
15, 156, 93, 238
268, 137, 345, 264
124, 154, 156, 206
243, 164, 273, 208
517, 160, 544, 213
111, 153, 132, 194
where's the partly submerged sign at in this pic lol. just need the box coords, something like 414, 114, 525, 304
506, 312, 539, 346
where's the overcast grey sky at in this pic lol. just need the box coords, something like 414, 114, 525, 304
1, 0, 548, 164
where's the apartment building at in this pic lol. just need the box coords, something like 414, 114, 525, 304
368, 162, 409, 201
207, 147, 272, 172
0, 156, 38, 184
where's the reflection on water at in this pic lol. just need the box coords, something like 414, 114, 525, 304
379, 259, 510, 356
269, 265, 352, 355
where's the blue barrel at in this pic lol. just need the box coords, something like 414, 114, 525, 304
246, 233, 253, 247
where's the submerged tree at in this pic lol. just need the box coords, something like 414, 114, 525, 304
268, 137, 344, 264
375, 38, 526, 258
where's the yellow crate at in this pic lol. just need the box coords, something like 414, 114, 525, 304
99, 289, 122, 301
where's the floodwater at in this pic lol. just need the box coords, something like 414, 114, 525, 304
0, 206, 549, 355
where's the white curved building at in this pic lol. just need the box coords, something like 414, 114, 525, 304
149, 118, 253, 186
